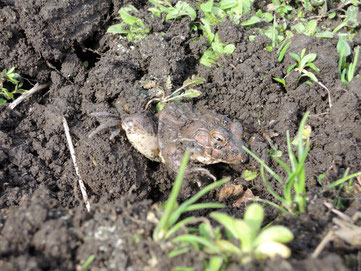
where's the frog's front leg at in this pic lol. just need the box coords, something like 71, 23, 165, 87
159, 145, 217, 181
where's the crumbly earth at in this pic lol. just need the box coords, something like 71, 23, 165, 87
0, 0, 360, 270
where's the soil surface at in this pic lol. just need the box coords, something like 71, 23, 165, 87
1, 0, 361, 270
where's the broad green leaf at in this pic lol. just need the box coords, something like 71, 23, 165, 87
182, 76, 205, 87
200, 18, 215, 43
223, 44, 235, 54
201, 0, 214, 13
337, 36, 351, 58
209, 256, 223, 271
212, 41, 224, 53
219, 0, 238, 10
107, 23, 128, 34
262, 12, 274, 22
254, 241, 291, 259
244, 203, 264, 236
119, 5, 141, 25
210, 213, 238, 238
254, 226, 294, 246
0, 98, 6, 105
289, 52, 300, 63
165, 2, 197, 21
214, 239, 242, 254
305, 20, 317, 36
200, 49, 218, 67
300, 53, 317, 69
184, 89, 201, 98
242, 170, 259, 181
234, 219, 253, 252
148, 7, 162, 17
241, 15, 261, 26
292, 23, 305, 34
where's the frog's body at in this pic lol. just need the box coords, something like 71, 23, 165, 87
91, 103, 247, 179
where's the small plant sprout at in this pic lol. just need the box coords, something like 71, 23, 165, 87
243, 112, 311, 215
0, 67, 26, 105
145, 76, 204, 111
172, 203, 294, 267
333, 5, 359, 33
337, 36, 360, 85
148, 0, 196, 21
107, 5, 150, 42
288, 48, 320, 83
153, 150, 229, 242
200, 33, 236, 67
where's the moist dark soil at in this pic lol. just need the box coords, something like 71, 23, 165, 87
1, 0, 361, 270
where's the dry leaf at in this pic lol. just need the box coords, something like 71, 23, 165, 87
232, 188, 258, 208
219, 183, 244, 202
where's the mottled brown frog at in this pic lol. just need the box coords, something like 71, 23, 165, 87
90, 103, 247, 180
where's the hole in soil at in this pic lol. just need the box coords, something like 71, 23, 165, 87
74, 39, 101, 70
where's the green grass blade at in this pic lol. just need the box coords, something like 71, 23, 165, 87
273, 157, 291, 175
278, 42, 292, 62
168, 177, 230, 227
183, 203, 225, 212
260, 165, 287, 205
153, 151, 190, 241
348, 45, 360, 82
250, 197, 289, 214
172, 234, 221, 254
168, 247, 189, 258
327, 172, 361, 188
287, 131, 298, 172
165, 216, 196, 240
243, 146, 283, 184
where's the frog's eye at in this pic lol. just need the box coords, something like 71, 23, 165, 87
211, 131, 227, 147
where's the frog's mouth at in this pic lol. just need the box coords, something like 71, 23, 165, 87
198, 146, 247, 165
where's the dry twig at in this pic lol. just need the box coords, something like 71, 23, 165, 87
8, 83, 50, 110
63, 117, 91, 212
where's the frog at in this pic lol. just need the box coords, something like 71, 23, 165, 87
89, 103, 247, 180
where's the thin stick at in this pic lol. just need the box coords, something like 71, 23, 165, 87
63, 117, 91, 212
8, 83, 50, 110
312, 231, 334, 258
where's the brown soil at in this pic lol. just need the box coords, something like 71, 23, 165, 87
1, 0, 360, 270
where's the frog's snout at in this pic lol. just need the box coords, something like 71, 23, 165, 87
228, 147, 248, 164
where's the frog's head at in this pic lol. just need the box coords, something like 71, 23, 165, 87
192, 120, 247, 165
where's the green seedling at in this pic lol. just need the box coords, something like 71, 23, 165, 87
148, 0, 196, 21
241, 9, 273, 27
333, 5, 359, 33
153, 150, 229, 241
0, 67, 25, 105
172, 203, 293, 268
272, 0, 293, 17
326, 168, 361, 209
277, 34, 292, 62
145, 76, 204, 111
243, 112, 311, 215
107, 5, 150, 42
82, 255, 95, 270
242, 169, 259, 181
288, 48, 320, 83
337, 36, 360, 85
200, 33, 235, 67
